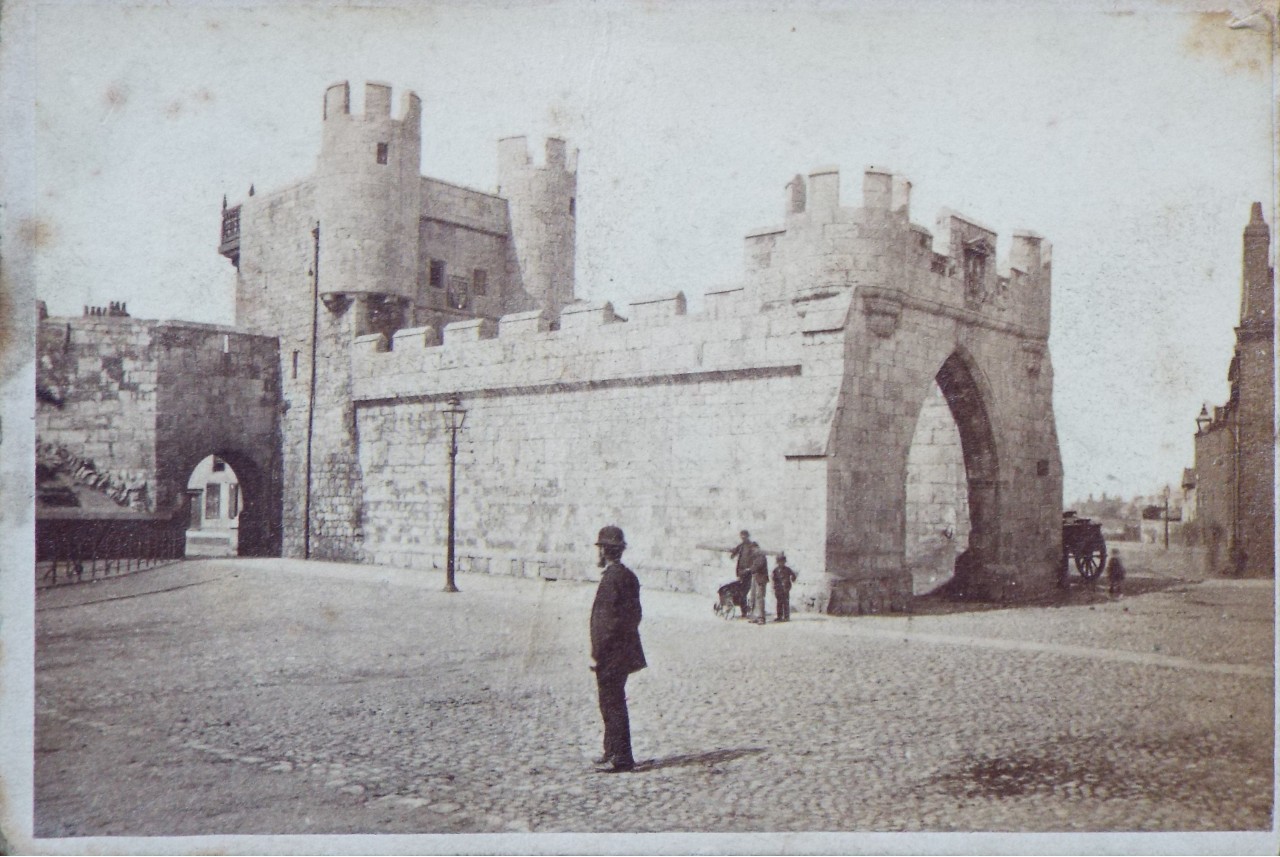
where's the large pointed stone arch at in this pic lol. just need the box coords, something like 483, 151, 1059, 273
933, 347, 1000, 560
823, 288, 1059, 613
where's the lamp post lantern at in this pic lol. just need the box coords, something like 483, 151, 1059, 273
441, 395, 467, 593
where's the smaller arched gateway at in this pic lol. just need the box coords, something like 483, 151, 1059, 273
177, 450, 279, 558
36, 314, 283, 560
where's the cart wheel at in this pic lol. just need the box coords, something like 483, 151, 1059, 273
1075, 548, 1106, 582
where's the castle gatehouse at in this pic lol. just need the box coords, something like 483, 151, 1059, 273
39, 81, 1063, 613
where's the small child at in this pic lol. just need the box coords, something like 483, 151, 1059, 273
772, 553, 798, 622
1106, 549, 1126, 597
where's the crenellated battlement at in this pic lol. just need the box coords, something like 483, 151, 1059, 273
323, 80, 421, 124
497, 135, 579, 175
745, 166, 1053, 337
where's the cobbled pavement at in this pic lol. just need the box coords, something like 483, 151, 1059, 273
34, 555, 1275, 840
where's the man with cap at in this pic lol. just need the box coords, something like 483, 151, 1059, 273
589, 525, 646, 773
729, 530, 758, 618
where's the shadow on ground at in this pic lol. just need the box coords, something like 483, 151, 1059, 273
633, 747, 766, 773
909, 575, 1192, 616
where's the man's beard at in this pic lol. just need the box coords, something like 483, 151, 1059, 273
597, 552, 607, 568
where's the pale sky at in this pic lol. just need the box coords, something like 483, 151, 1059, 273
23, 0, 1277, 505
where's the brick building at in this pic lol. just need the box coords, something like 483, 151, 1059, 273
1191, 203, 1275, 577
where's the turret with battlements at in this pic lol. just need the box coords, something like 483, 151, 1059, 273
498, 136, 578, 319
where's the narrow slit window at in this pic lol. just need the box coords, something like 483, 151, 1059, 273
430, 259, 446, 289
292, 350, 300, 379
569, 197, 576, 216
376, 142, 389, 165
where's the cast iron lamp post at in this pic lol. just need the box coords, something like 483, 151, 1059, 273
441, 395, 467, 593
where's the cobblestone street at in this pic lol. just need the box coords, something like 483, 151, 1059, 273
35, 555, 1274, 841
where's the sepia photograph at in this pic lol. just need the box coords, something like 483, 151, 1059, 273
0, 0, 1275, 853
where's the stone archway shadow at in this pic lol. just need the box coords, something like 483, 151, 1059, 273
911, 575, 1189, 614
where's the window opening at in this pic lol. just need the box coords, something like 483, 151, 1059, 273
205, 483, 222, 519
376, 142, 389, 165
473, 268, 488, 296
447, 275, 470, 310
430, 259, 446, 289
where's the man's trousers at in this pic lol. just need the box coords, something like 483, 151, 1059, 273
596, 669, 634, 765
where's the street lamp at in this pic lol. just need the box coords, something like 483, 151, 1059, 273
441, 395, 467, 593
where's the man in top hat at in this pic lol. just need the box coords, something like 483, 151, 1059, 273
589, 525, 646, 773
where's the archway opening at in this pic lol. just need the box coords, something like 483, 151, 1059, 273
905, 382, 971, 594
905, 351, 999, 595
184, 455, 243, 557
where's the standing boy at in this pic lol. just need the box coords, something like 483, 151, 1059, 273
772, 552, 798, 622
1106, 549, 1127, 598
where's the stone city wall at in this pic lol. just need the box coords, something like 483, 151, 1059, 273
344, 165, 1062, 613
351, 289, 848, 609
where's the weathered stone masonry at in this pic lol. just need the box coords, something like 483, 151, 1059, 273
348, 165, 1062, 613
36, 316, 283, 555
223, 81, 576, 561
208, 80, 1062, 612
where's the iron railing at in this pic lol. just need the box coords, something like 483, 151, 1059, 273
36, 514, 187, 588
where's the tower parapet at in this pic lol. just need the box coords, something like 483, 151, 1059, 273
745, 165, 1052, 338
497, 135, 578, 319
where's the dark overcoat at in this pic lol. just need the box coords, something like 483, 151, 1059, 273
590, 560, 647, 676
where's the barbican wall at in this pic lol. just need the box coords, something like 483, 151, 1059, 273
342, 165, 1063, 613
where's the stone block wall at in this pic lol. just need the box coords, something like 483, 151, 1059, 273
496, 136, 577, 319
152, 321, 282, 556
340, 165, 1062, 613
37, 317, 159, 508
37, 317, 282, 555
415, 180, 515, 329
316, 81, 422, 304
738, 167, 1060, 610
352, 291, 848, 606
